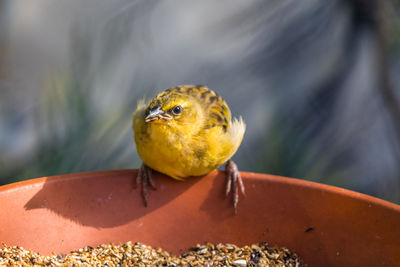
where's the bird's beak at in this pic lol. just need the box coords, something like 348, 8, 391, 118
145, 105, 172, 122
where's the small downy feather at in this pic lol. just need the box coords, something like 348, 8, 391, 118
228, 116, 246, 149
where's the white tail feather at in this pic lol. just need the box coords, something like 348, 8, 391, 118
228, 116, 246, 148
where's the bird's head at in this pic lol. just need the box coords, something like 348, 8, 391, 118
144, 92, 204, 132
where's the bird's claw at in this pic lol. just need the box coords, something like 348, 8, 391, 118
225, 159, 245, 214
136, 164, 156, 206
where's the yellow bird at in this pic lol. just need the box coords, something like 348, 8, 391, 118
133, 85, 246, 212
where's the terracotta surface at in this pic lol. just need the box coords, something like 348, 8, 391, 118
0, 170, 399, 266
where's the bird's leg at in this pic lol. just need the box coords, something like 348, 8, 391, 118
135, 163, 157, 207
225, 159, 245, 214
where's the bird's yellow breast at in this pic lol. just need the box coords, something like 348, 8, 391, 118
133, 85, 245, 180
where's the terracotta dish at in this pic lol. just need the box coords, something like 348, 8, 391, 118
0, 170, 399, 266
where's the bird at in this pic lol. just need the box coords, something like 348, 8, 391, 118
132, 85, 246, 213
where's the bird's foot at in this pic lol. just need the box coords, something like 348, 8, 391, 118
225, 159, 245, 214
135, 163, 157, 207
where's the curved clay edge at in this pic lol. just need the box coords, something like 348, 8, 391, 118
0, 169, 399, 212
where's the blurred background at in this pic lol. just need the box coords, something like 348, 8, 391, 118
1, 0, 400, 203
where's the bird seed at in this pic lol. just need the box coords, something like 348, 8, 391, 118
0, 242, 305, 266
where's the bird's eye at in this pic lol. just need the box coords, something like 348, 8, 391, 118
171, 105, 182, 115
